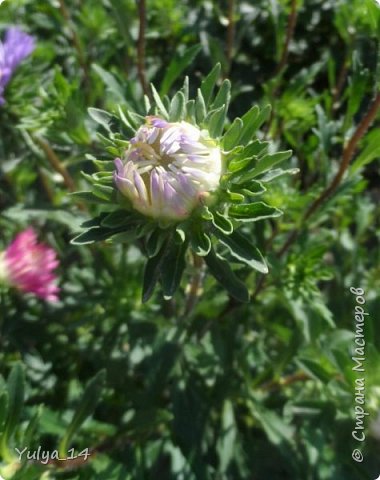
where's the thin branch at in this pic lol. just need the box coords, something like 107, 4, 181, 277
260, 372, 309, 392
38, 167, 56, 203
331, 57, 350, 113
34, 136, 76, 192
225, 0, 236, 77
137, 0, 150, 97
183, 253, 205, 318
275, 0, 298, 76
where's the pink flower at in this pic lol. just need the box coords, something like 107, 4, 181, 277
0, 228, 60, 302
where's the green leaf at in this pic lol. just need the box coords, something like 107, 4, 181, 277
239, 105, 271, 145
146, 228, 169, 258
180, 76, 189, 102
223, 118, 243, 151
207, 106, 227, 138
143, 246, 166, 302
226, 189, 245, 202
186, 99, 196, 122
191, 229, 211, 256
229, 202, 282, 222
169, 91, 186, 122
217, 400, 237, 473
195, 89, 207, 124
118, 105, 142, 130
350, 129, 380, 174
0, 391, 8, 433
88, 108, 116, 132
23, 406, 42, 447
239, 105, 259, 145
214, 229, 268, 273
211, 211, 233, 234
159, 44, 202, 96
205, 249, 249, 302
150, 83, 169, 118
92, 64, 125, 103
259, 167, 299, 182
117, 105, 137, 134
59, 370, 106, 457
250, 403, 294, 446
100, 210, 137, 228
3, 363, 25, 441
71, 227, 118, 245
69, 191, 110, 205
240, 150, 292, 181
228, 180, 266, 199
212, 79, 231, 110
92, 184, 114, 201
227, 156, 254, 173
160, 234, 188, 299
200, 63, 221, 106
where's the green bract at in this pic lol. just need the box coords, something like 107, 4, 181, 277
71, 64, 295, 302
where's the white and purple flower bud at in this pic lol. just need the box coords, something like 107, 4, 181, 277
114, 118, 223, 221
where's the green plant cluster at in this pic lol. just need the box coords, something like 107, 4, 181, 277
73, 64, 294, 302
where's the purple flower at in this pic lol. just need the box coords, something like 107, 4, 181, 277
0, 229, 60, 302
0, 27, 35, 105
114, 118, 223, 221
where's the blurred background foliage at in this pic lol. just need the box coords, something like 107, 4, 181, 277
0, 0, 380, 478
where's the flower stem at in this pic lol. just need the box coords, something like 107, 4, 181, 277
183, 253, 205, 318
275, 0, 298, 76
137, 0, 150, 97
33, 136, 76, 192
225, 0, 236, 77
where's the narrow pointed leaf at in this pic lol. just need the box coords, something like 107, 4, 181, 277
211, 211, 233, 234
151, 83, 169, 118
214, 229, 268, 273
200, 63, 221, 106
205, 249, 249, 302
207, 106, 227, 138
212, 79, 231, 110
229, 202, 282, 222
196, 89, 207, 124
59, 370, 106, 457
223, 118, 243, 151
143, 247, 166, 302
160, 235, 188, 298
169, 91, 186, 121
4, 363, 25, 441
159, 44, 201, 96
191, 229, 211, 256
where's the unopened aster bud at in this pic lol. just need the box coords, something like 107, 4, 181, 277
0, 229, 60, 302
0, 27, 35, 105
114, 117, 223, 221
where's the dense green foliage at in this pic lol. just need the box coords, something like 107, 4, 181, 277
0, 0, 380, 478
